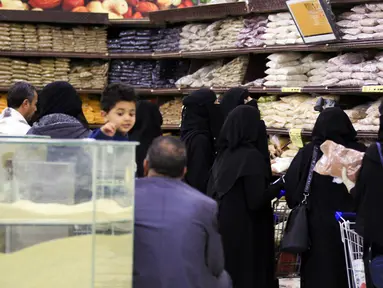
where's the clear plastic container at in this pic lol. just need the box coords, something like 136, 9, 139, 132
0, 138, 137, 288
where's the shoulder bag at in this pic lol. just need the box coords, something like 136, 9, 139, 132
280, 145, 319, 254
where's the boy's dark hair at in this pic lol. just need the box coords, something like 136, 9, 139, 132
101, 83, 137, 112
7, 82, 36, 109
147, 136, 187, 178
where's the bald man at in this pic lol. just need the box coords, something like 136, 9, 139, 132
133, 136, 231, 288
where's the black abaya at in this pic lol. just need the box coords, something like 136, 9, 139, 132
285, 108, 366, 288
220, 87, 248, 119
208, 106, 276, 288
129, 101, 163, 178
181, 89, 223, 193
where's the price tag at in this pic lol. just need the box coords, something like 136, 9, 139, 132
289, 128, 304, 148
362, 86, 383, 93
281, 87, 302, 93
287, 0, 339, 43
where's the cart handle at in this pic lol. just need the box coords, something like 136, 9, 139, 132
335, 211, 356, 221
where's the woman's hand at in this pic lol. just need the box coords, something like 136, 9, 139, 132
341, 167, 355, 193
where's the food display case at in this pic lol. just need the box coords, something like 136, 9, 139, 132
0, 138, 137, 288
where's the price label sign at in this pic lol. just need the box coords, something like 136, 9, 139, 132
281, 87, 302, 93
287, 0, 339, 43
362, 86, 383, 93
289, 128, 304, 148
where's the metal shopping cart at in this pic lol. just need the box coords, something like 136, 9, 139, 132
337, 212, 366, 288
273, 182, 301, 288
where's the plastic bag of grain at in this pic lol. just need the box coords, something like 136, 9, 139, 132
314, 140, 365, 183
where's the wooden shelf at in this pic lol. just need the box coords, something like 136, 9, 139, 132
0, 51, 108, 59
0, 10, 108, 25
162, 124, 180, 130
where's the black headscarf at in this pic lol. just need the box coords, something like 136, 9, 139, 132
180, 88, 223, 145
209, 106, 268, 199
38, 81, 88, 128
129, 100, 163, 177
220, 87, 249, 119
311, 107, 357, 146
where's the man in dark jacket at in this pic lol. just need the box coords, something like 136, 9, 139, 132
134, 136, 231, 288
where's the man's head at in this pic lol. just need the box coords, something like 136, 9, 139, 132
144, 136, 187, 179
101, 83, 137, 135
7, 82, 38, 121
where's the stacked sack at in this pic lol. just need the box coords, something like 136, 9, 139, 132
153, 28, 181, 53
337, 3, 383, 41
345, 104, 369, 123
11, 24, 25, 51
0, 94, 6, 112
180, 19, 244, 51
176, 56, 248, 88
264, 52, 309, 87
81, 95, 104, 125
258, 94, 339, 129
353, 98, 382, 131
23, 25, 38, 51
323, 52, 380, 87
69, 61, 108, 90
0, 58, 12, 87
37, 25, 53, 52
160, 98, 183, 126
61, 28, 75, 53
175, 61, 223, 88
40, 59, 56, 87
109, 60, 187, 88
0, 24, 11, 51
236, 16, 268, 48
180, 24, 210, 51
11, 59, 28, 84
209, 18, 244, 50
209, 56, 249, 86
262, 13, 303, 46
119, 30, 153, 53
26, 61, 43, 87
303, 53, 331, 86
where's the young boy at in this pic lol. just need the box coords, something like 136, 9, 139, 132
89, 83, 137, 140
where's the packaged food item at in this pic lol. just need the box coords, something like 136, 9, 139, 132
314, 140, 365, 183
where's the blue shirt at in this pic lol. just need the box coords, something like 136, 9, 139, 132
89, 129, 129, 141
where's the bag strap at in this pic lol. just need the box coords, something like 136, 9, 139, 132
376, 142, 383, 168
302, 145, 319, 204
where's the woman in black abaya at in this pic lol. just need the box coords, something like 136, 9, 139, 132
284, 107, 366, 288
221, 88, 271, 178
129, 101, 163, 178
350, 102, 383, 288
207, 106, 278, 288
180, 88, 223, 193
220, 87, 250, 119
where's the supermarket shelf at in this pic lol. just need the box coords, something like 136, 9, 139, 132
109, 19, 163, 28
108, 40, 383, 59
0, 10, 108, 25
162, 124, 180, 130
0, 51, 109, 59
149, 2, 248, 24
158, 126, 379, 139
0, 87, 103, 94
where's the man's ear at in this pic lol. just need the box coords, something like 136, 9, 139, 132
21, 99, 29, 108
143, 159, 149, 177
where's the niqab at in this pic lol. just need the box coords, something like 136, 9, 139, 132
180, 88, 222, 144
220, 87, 248, 119
38, 81, 88, 128
129, 100, 163, 177
209, 106, 267, 199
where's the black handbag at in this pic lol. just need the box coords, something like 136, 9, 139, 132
280, 146, 319, 254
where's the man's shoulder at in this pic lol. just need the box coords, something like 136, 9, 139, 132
136, 177, 216, 206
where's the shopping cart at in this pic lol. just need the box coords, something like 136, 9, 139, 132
273, 186, 301, 282
337, 212, 366, 288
